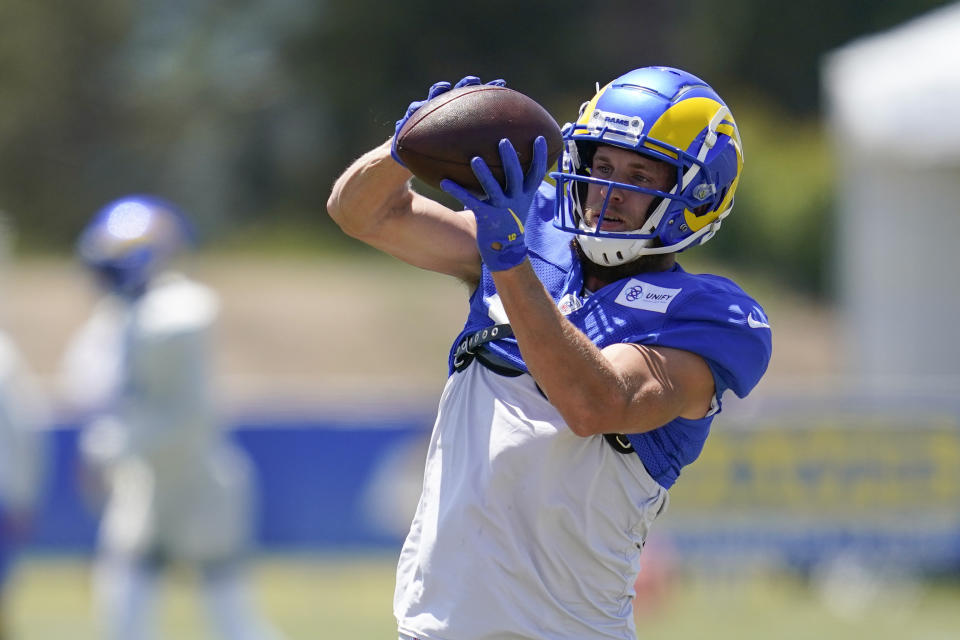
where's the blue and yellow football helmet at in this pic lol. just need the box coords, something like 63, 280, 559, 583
551, 66, 743, 265
77, 195, 192, 298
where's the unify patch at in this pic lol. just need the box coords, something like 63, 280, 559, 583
614, 279, 681, 313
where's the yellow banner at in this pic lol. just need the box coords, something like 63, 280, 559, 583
669, 418, 960, 515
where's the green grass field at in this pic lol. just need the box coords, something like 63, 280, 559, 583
8, 552, 960, 639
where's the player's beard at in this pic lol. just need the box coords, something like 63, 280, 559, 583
572, 238, 675, 288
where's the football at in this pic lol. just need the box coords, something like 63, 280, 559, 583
395, 85, 563, 193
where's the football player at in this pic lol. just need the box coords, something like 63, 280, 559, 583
59, 196, 283, 640
328, 67, 772, 640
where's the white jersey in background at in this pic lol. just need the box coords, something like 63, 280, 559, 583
59, 272, 253, 562
59, 271, 283, 640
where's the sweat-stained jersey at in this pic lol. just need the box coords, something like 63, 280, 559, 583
448, 183, 772, 489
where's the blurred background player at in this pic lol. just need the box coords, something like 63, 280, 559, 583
0, 329, 48, 640
57, 195, 284, 640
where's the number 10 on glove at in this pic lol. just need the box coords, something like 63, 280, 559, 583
441, 136, 548, 272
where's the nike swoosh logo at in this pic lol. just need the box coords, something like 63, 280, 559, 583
747, 312, 770, 329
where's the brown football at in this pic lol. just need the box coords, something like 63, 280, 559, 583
394, 84, 563, 193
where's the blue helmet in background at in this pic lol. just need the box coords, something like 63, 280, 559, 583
551, 66, 743, 266
77, 195, 193, 298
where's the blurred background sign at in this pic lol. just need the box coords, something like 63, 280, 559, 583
666, 391, 960, 574
29, 395, 960, 577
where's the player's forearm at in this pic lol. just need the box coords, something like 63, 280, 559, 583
326, 139, 415, 240
492, 261, 634, 436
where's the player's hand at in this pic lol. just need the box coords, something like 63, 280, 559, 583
441, 135, 547, 272
391, 76, 507, 167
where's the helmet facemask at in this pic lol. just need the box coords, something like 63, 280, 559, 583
562, 139, 688, 266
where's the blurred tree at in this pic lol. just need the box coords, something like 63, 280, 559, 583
0, 0, 323, 247
0, 0, 130, 247
96, 0, 324, 236
675, 0, 955, 113
697, 96, 835, 295
292, 0, 677, 188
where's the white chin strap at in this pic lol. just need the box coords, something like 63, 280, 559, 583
575, 228, 654, 266
575, 200, 731, 266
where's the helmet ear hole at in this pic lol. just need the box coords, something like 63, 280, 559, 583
716, 186, 728, 208
693, 186, 727, 217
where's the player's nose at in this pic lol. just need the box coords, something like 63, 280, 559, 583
601, 184, 624, 203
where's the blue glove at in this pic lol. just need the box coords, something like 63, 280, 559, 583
441, 136, 548, 271
391, 76, 507, 167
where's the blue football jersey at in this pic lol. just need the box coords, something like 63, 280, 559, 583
448, 183, 773, 489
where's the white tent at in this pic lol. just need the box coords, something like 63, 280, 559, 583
822, 2, 960, 382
